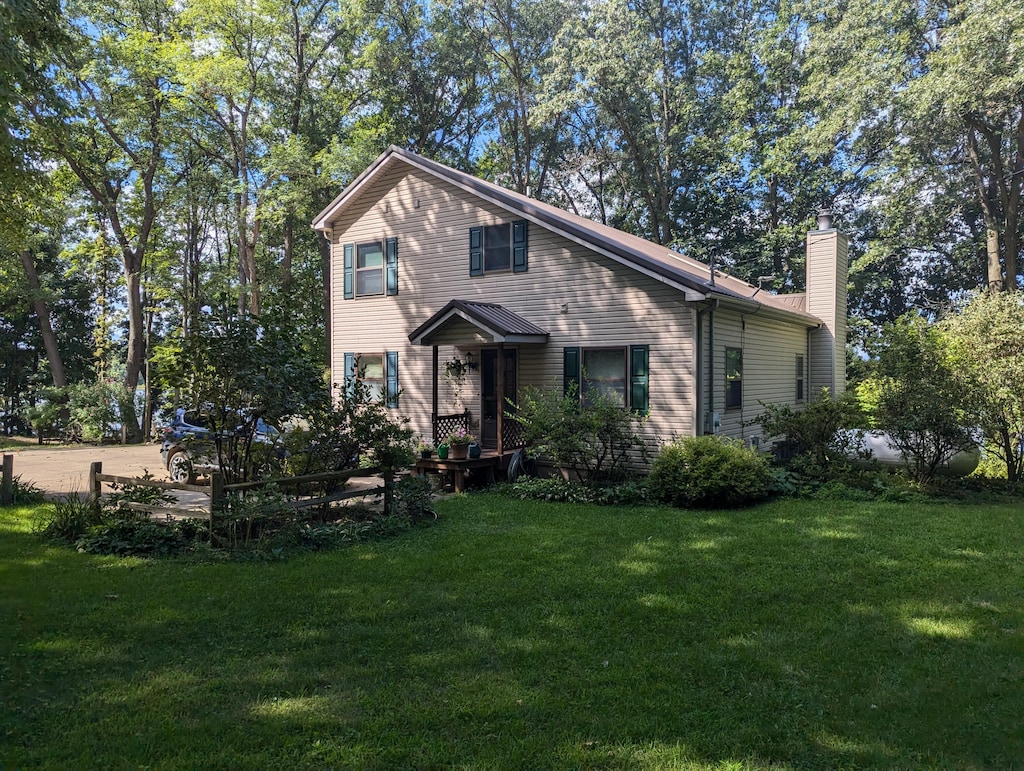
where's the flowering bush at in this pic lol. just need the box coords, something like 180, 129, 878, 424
446, 427, 475, 446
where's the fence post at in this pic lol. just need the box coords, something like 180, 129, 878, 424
1, 454, 13, 506
89, 461, 102, 500
383, 470, 393, 514
209, 471, 224, 535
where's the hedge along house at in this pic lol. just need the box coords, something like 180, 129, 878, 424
312, 145, 847, 460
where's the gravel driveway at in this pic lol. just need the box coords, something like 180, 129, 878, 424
2, 443, 169, 496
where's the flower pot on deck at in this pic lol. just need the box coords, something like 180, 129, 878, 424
449, 442, 469, 460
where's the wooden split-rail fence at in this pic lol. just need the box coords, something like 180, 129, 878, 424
86, 462, 393, 525
0, 452, 390, 519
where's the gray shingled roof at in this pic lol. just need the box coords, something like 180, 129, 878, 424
408, 299, 549, 345
314, 146, 821, 326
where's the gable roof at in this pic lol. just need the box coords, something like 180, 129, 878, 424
408, 300, 550, 345
313, 146, 820, 326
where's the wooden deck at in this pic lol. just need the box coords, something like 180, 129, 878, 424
411, 450, 513, 493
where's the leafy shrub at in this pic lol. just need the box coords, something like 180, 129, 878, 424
858, 314, 975, 483
76, 519, 191, 557
215, 484, 298, 549
3, 475, 46, 506
504, 476, 652, 505
387, 474, 436, 522
513, 382, 648, 483
103, 473, 176, 518
752, 389, 866, 477
507, 476, 597, 503
33, 495, 103, 542
647, 436, 772, 508
590, 479, 652, 505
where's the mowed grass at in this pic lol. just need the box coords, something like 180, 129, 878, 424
2, 494, 1023, 769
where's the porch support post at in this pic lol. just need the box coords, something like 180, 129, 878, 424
496, 341, 505, 455
431, 345, 439, 445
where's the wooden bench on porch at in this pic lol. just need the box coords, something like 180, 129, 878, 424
411, 453, 501, 493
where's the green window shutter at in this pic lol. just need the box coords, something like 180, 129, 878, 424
385, 237, 398, 296
385, 351, 399, 408
343, 352, 355, 398
630, 345, 649, 414
343, 244, 354, 300
563, 347, 580, 398
512, 220, 528, 273
469, 227, 483, 276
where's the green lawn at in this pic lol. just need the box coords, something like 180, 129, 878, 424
2, 494, 1023, 769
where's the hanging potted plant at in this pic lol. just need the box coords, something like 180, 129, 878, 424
443, 355, 471, 412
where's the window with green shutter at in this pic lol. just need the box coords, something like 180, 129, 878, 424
343, 351, 399, 408
343, 238, 398, 299
469, 220, 528, 275
563, 345, 649, 413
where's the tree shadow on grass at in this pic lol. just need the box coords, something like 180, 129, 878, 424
2, 497, 1023, 767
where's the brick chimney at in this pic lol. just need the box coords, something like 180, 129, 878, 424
806, 211, 848, 396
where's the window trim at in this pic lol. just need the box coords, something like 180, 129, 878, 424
725, 347, 743, 410
470, 220, 528, 276
564, 345, 649, 415
581, 347, 628, 408
355, 241, 384, 297
344, 351, 399, 408
343, 238, 398, 299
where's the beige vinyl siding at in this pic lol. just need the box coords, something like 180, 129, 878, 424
326, 164, 696, 451
806, 230, 848, 395
701, 307, 811, 443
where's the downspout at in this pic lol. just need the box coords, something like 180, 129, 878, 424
695, 299, 719, 435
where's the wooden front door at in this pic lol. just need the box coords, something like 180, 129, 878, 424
480, 348, 517, 448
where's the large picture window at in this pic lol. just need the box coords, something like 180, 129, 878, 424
725, 347, 742, 409
582, 348, 627, 407
563, 345, 649, 414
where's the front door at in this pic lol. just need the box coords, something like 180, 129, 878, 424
480, 348, 517, 448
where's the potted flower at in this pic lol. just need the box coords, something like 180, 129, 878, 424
445, 427, 475, 459
417, 440, 434, 459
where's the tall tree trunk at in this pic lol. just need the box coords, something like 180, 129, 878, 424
19, 249, 67, 388
122, 266, 144, 442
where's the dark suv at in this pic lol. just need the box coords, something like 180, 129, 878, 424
160, 410, 279, 484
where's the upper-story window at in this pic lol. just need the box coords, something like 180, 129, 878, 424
342, 237, 398, 300
356, 242, 384, 296
470, 220, 528, 275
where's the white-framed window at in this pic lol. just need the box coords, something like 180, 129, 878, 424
356, 241, 384, 296
343, 351, 399, 408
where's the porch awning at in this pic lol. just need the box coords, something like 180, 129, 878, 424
408, 299, 549, 346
